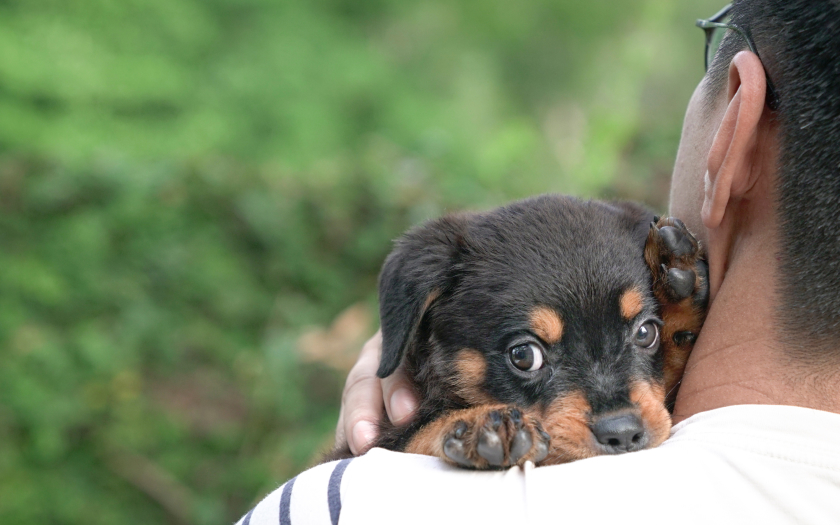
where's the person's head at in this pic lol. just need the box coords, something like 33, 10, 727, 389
669, 1, 840, 364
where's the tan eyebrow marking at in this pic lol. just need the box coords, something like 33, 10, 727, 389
529, 306, 564, 344
620, 287, 644, 320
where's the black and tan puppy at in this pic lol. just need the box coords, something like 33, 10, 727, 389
333, 194, 708, 468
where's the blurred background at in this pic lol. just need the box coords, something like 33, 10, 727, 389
0, 0, 720, 523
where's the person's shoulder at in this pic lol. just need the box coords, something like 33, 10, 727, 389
237, 405, 840, 525
240, 444, 689, 525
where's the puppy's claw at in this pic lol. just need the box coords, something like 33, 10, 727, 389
659, 226, 694, 257
488, 410, 503, 430
534, 427, 550, 463
509, 408, 523, 429
509, 429, 532, 464
443, 434, 472, 467
533, 442, 549, 464
666, 267, 696, 299
665, 266, 696, 299
453, 421, 468, 439
477, 427, 504, 466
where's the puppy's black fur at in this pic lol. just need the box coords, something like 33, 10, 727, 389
331, 194, 707, 468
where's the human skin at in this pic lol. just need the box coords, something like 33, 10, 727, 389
336, 51, 840, 454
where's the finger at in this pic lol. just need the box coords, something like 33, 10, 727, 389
339, 331, 385, 455
382, 365, 418, 426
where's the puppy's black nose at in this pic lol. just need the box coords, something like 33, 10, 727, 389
591, 413, 647, 453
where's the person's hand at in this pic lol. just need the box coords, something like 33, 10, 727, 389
335, 330, 419, 454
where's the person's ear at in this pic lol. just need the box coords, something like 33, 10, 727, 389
702, 51, 768, 229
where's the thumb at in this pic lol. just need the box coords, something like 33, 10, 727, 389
382, 366, 419, 425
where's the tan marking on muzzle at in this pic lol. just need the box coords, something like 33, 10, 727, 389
630, 381, 672, 447
528, 391, 596, 465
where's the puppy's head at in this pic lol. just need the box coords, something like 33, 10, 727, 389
378, 195, 670, 462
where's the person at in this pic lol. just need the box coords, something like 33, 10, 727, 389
238, 2, 840, 523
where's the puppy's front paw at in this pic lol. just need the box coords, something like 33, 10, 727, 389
441, 407, 549, 469
646, 217, 709, 309
645, 217, 709, 403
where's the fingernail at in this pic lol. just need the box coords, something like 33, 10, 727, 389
352, 421, 376, 452
389, 388, 417, 424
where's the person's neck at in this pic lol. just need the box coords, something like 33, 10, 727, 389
671, 223, 840, 424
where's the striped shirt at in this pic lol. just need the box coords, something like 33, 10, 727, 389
236, 458, 353, 525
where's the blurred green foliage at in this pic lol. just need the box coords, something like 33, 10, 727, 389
0, 0, 719, 523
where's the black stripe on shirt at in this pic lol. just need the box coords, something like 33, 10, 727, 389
242, 507, 254, 525
279, 476, 298, 525
327, 459, 353, 525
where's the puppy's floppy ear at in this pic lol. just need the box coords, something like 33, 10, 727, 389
377, 215, 467, 378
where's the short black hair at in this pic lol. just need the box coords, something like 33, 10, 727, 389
705, 0, 840, 361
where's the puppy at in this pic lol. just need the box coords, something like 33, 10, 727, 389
332, 194, 708, 468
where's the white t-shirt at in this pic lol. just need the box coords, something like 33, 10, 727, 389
236, 405, 840, 525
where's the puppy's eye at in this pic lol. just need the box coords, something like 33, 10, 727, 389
633, 322, 659, 349
509, 343, 545, 372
